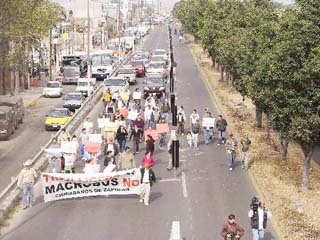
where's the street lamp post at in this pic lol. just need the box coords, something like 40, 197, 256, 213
87, 0, 91, 79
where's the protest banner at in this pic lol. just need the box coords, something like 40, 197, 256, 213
127, 110, 138, 121
41, 170, 141, 202
119, 108, 128, 116
88, 134, 103, 143
202, 117, 216, 128
133, 92, 141, 100
104, 122, 118, 132
97, 118, 110, 128
144, 129, 159, 141
156, 123, 170, 133
84, 142, 101, 153
60, 141, 77, 154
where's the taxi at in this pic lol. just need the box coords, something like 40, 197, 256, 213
45, 108, 72, 131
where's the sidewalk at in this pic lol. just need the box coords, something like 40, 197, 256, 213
19, 87, 44, 108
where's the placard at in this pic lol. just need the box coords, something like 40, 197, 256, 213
88, 134, 103, 143
104, 122, 118, 132
60, 141, 77, 154
127, 110, 138, 120
84, 142, 101, 153
144, 129, 159, 141
133, 92, 141, 100
156, 123, 170, 133
202, 117, 216, 128
97, 118, 110, 128
119, 108, 129, 116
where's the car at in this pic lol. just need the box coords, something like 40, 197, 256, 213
153, 49, 168, 61
116, 67, 136, 85
150, 55, 167, 66
91, 54, 113, 80
42, 81, 63, 97
143, 74, 166, 98
104, 77, 129, 93
0, 96, 24, 125
76, 78, 96, 97
45, 108, 72, 131
63, 92, 85, 111
146, 62, 168, 79
0, 106, 16, 140
131, 60, 145, 77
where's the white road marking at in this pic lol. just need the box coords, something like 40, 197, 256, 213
169, 221, 181, 240
181, 171, 188, 198
159, 178, 180, 183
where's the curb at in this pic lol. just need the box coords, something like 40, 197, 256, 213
187, 42, 283, 240
24, 94, 43, 108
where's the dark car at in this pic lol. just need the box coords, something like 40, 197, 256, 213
63, 92, 85, 111
143, 74, 166, 98
0, 106, 16, 140
131, 60, 145, 77
0, 96, 25, 126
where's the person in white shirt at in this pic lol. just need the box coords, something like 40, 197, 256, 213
83, 159, 100, 174
189, 109, 200, 127
139, 163, 156, 206
83, 117, 93, 133
144, 105, 153, 128
248, 200, 272, 240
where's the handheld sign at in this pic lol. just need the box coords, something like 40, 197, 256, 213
202, 117, 215, 128
133, 92, 141, 100
60, 141, 77, 154
156, 123, 170, 133
84, 142, 101, 153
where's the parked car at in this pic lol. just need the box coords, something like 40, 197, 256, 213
131, 60, 145, 77
143, 74, 166, 98
0, 106, 16, 140
76, 78, 96, 97
63, 92, 85, 111
104, 77, 129, 93
42, 81, 63, 97
45, 108, 72, 131
0, 96, 24, 125
116, 66, 136, 85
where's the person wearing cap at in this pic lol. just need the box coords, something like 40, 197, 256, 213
17, 160, 38, 209
248, 201, 272, 240
220, 214, 245, 239
139, 163, 156, 206
225, 134, 238, 171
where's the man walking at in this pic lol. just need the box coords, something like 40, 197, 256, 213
203, 111, 215, 145
191, 119, 201, 149
17, 160, 38, 209
216, 115, 228, 145
248, 200, 272, 240
220, 214, 245, 240
139, 163, 156, 206
240, 134, 251, 170
117, 147, 136, 170
225, 134, 238, 171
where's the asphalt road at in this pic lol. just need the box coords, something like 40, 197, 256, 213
0, 85, 77, 192
1, 25, 277, 240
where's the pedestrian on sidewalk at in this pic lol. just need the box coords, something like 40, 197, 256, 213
117, 147, 136, 170
203, 111, 215, 145
116, 125, 128, 153
141, 151, 155, 167
240, 134, 251, 170
225, 134, 238, 171
216, 115, 228, 145
139, 163, 156, 206
191, 119, 201, 149
220, 214, 245, 240
17, 160, 38, 209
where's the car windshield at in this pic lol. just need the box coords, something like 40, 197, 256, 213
146, 78, 163, 85
91, 55, 112, 66
63, 58, 81, 67
131, 61, 142, 67
118, 69, 133, 74
149, 63, 163, 69
0, 113, 7, 123
104, 79, 126, 86
154, 50, 166, 55
48, 109, 69, 117
78, 81, 89, 87
47, 82, 60, 88
151, 56, 164, 62
65, 94, 82, 101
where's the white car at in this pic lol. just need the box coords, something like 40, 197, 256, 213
153, 49, 168, 62
42, 81, 63, 97
104, 77, 129, 93
116, 66, 136, 85
76, 78, 96, 97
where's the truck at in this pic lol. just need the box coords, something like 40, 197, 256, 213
75, 78, 96, 97
61, 54, 87, 84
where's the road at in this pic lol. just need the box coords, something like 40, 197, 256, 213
1, 25, 277, 240
0, 85, 76, 192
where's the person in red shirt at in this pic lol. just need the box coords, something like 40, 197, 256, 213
220, 214, 245, 239
141, 151, 155, 167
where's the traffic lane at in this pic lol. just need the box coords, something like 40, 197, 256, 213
0, 85, 75, 192
173, 34, 276, 239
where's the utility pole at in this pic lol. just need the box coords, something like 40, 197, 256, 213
49, 27, 53, 82
87, 0, 91, 79
118, 0, 121, 63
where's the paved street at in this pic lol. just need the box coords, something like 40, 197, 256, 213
0, 85, 75, 192
1, 26, 277, 240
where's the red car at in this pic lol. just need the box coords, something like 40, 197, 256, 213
131, 60, 145, 77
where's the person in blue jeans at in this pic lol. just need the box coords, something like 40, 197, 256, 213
225, 134, 238, 171
248, 201, 272, 240
203, 111, 215, 144
116, 125, 128, 153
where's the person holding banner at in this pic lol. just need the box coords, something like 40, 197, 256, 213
203, 112, 215, 145
140, 163, 156, 206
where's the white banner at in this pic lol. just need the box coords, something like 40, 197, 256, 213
133, 92, 141, 100
127, 110, 138, 120
88, 134, 102, 143
41, 169, 141, 202
202, 117, 215, 128
60, 141, 77, 154
97, 118, 110, 128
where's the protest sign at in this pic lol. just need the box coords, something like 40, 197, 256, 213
88, 134, 103, 143
156, 123, 169, 133
127, 111, 138, 121
202, 117, 215, 128
104, 122, 118, 132
45, 148, 61, 156
97, 118, 110, 128
119, 108, 128, 116
133, 92, 141, 100
144, 129, 159, 141
41, 170, 141, 202
60, 141, 77, 154
84, 142, 101, 153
